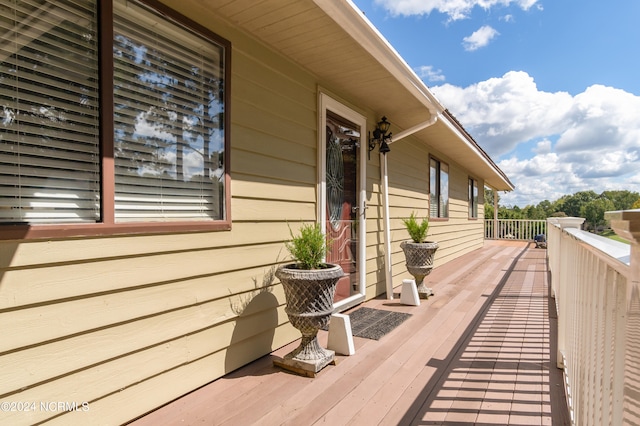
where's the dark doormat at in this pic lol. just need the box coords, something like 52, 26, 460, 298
343, 307, 412, 340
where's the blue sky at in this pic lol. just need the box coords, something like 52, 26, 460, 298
352, 0, 640, 207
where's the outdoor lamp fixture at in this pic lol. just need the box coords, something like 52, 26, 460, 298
369, 116, 392, 159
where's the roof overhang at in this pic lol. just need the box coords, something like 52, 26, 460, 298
197, 0, 514, 191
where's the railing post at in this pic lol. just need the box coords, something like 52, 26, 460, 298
606, 209, 640, 425
552, 217, 585, 370
547, 218, 559, 298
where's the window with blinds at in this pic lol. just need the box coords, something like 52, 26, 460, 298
430, 157, 449, 218
0, 0, 100, 224
113, 0, 225, 222
469, 177, 478, 218
0, 0, 228, 231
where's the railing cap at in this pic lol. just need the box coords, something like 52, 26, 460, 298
547, 217, 585, 229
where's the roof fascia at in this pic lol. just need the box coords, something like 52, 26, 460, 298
313, 0, 443, 116
440, 112, 515, 191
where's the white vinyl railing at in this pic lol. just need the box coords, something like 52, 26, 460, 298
547, 212, 640, 426
484, 219, 547, 241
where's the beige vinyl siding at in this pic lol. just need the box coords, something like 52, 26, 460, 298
364, 166, 385, 300
0, 2, 322, 424
381, 135, 486, 289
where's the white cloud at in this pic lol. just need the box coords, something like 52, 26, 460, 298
432, 71, 574, 156
183, 149, 206, 179
463, 25, 500, 51
533, 139, 551, 155
374, 0, 540, 21
415, 65, 446, 82
432, 71, 640, 206
558, 85, 640, 153
498, 157, 579, 207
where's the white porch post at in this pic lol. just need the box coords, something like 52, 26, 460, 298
381, 152, 394, 299
381, 115, 439, 300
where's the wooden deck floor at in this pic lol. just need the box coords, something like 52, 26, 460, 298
130, 240, 571, 425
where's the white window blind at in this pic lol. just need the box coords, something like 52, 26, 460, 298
112, 0, 225, 222
469, 178, 478, 218
430, 158, 449, 218
0, 0, 100, 224
430, 158, 438, 218
440, 162, 449, 217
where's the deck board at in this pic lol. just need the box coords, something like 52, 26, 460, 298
129, 240, 571, 425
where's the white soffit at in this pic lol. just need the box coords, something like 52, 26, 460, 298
198, 0, 513, 191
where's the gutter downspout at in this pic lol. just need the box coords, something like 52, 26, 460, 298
381, 114, 439, 299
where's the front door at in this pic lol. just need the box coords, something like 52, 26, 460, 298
325, 111, 359, 304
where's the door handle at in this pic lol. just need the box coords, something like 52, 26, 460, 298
351, 202, 368, 218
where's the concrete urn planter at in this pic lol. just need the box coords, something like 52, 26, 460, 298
274, 263, 343, 376
400, 241, 439, 299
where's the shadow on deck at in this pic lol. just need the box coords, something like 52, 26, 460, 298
130, 240, 571, 425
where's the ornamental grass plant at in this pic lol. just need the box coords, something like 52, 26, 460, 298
285, 222, 330, 270
402, 211, 430, 243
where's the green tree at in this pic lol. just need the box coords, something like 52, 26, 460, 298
581, 198, 615, 231
486, 190, 639, 224
601, 190, 640, 210
525, 203, 552, 220
511, 205, 523, 218
556, 190, 599, 217
497, 205, 525, 219
537, 200, 557, 218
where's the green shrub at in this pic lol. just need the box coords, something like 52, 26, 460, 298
402, 212, 429, 243
285, 223, 330, 269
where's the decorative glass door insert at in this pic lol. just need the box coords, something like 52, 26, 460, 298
325, 111, 360, 303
